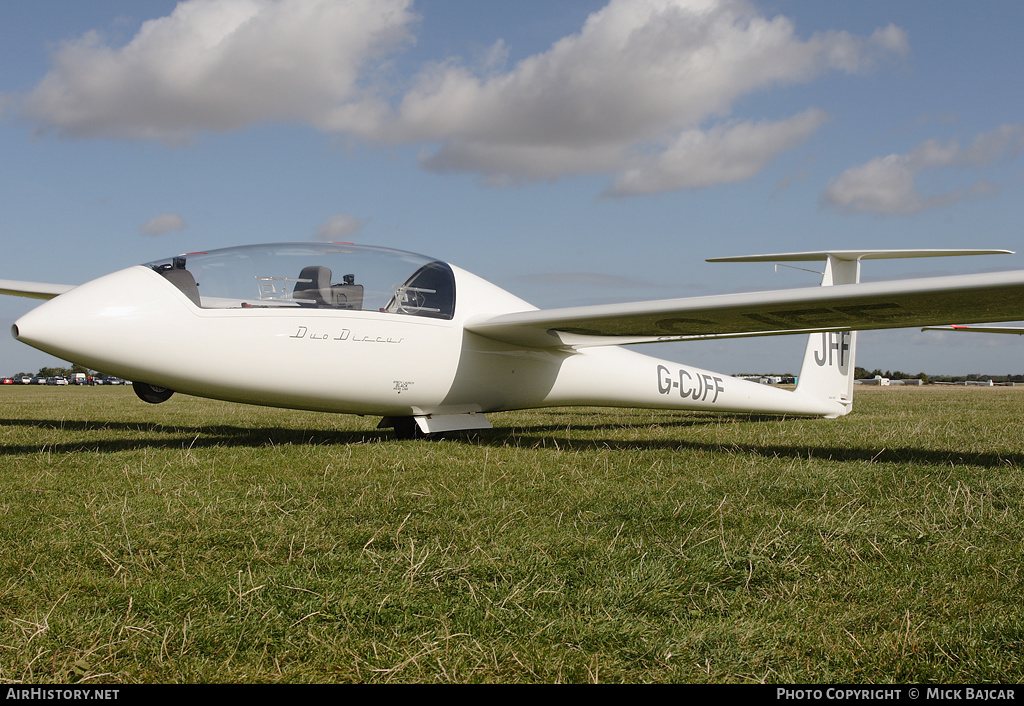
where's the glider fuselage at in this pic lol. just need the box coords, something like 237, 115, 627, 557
12, 260, 841, 421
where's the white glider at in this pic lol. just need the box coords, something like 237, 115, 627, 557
4, 243, 1022, 437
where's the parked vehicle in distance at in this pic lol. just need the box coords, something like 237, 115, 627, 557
2, 377, 12, 385
49, 376, 69, 385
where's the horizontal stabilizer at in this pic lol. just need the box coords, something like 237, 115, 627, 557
707, 249, 1013, 263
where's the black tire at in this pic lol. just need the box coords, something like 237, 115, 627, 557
392, 416, 422, 440
133, 381, 174, 404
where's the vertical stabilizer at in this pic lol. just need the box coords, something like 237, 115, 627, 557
794, 255, 859, 417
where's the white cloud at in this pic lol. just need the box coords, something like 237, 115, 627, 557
16, 0, 907, 194
606, 109, 830, 196
140, 213, 188, 235
821, 125, 1024, 215
391, 0, 903, 188
22, 0, 416, 142
391, 0, 905, 189
315, 214, 364, 241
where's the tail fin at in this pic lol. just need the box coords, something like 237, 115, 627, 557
794, 255, 858, 417
795, 330, 856, 416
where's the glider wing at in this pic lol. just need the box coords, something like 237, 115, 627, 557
0, 280, 75, 301
466, 270, 1024, 348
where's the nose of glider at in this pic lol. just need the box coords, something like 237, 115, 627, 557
12, 266, 190, 375
11, 302, 84, 360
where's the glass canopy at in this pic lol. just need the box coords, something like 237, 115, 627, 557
146, 243, 456, 319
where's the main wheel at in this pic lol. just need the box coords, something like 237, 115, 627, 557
133, 381, 175, 404
392, 416, 423, 440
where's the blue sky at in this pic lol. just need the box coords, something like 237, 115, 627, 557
2, 0, 1024, 377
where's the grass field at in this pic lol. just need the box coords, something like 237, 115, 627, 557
1, 385, 1022, 683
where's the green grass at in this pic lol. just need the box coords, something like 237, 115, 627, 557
1, 385, 1022, 683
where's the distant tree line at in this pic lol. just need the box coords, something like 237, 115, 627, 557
855, 367, 930, 383
854, 367, 1024, 383
733, 368, 1024, 384
11, 364, 97, 379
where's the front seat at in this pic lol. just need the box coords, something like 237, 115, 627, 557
293, 266, 332, 307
